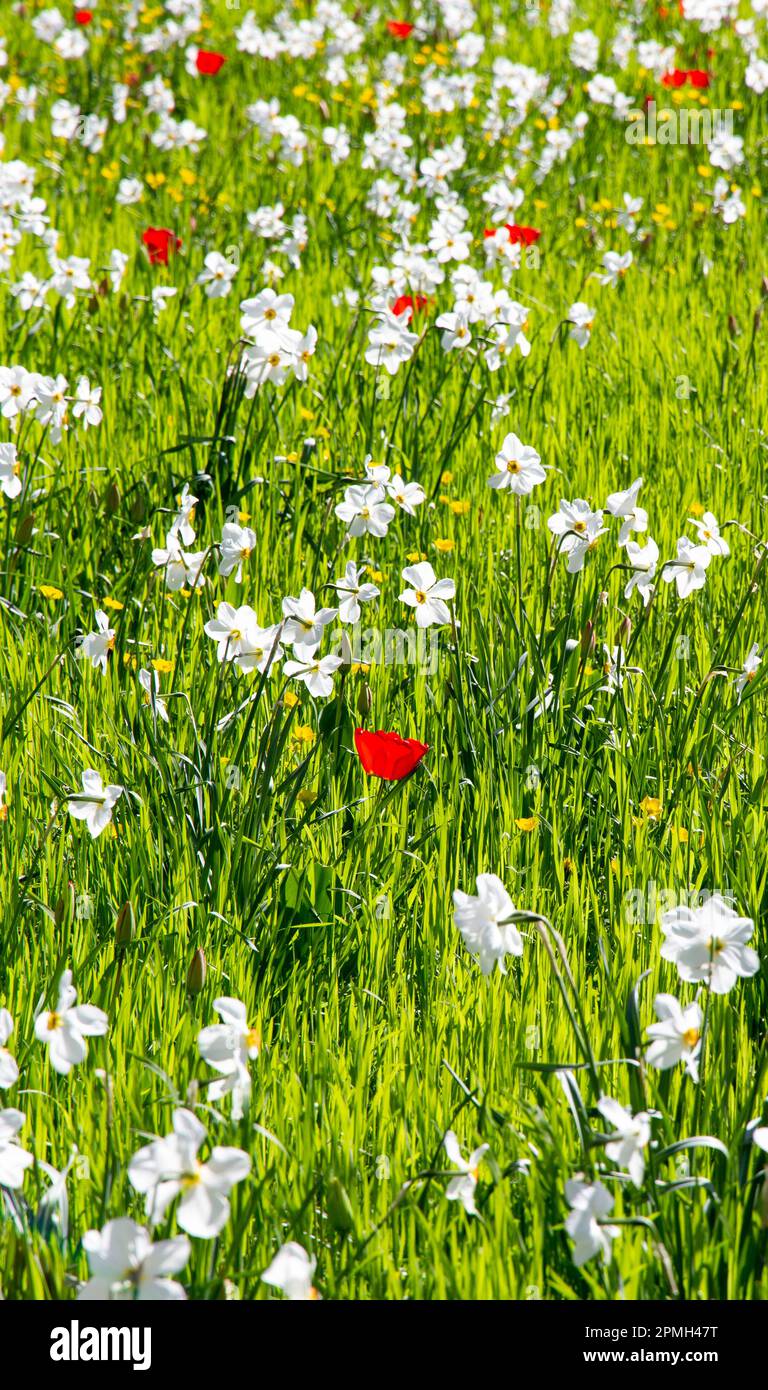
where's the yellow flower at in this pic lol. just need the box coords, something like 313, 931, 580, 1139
671, 826, 690, 844
610, 857, 620, 877
299, 406, 315, 421
434, 538, 455, 553
449, 500, 470, 517
639, 796, 662, 820
441, 470, 454, 485
574, 217, 588, 228
152, 658, 173, 674
179, 169, 196, 186
38, 585, 63, 600
515, 816, 538, 832
292, 725, 316, 746
405, 552, 426, 563
101, 597, 124, 611
697, 164, 711, 178
297, 788, 317, 804
368, 569, 385, 582
146, 172, 166, 190
350, 662, 371, 675
689, 501, 705, 517
283, 690, 301, 709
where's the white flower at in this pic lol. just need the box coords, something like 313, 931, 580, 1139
597, 1097, 651, 1187
605, 477, 647, 546
0, 1109, 33, 1189
281, 588, 337, 650
33, 969, 108, 1074
645, 993, 703, 1081
0, 1011, 19, 1089
735, 643, 761, 702
0, 441, 21, 499
688, 510, 729, 557
197, 997, 260, 1120
151, 532, 208, 591
660, 894, 759, 994
331, 561, 380, 624
138, 668, 169, 723
662, 536, 711, 598
67, 769, 124, 840
399, 561, 455, 628
71, 376, 103, 429
565, 1178, 619, 1267
435, 309, 472, 351
488, 432, 545, 495
567, 301, 595, 349
283, 645, 342, 699
197, 251, 237, 298
452, 873, 524, 976
708, 130, 744, 171
443, 1130, 490, 1216
76, 610, 115, 675
218, 521, 257, 582
262, 1242, 318, 1300
386, 474, 425, 515
598, 250, 633, 287
365, 308, 418, 376
128, 1108, 251, 1239
548, 499, 607, 571
78, 1218, 190, 1301
335, 483, 395, 539
204, 603, 284, 675
624, 537, 659, 607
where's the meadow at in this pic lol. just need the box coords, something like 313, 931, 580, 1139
1, 0, 768, 1302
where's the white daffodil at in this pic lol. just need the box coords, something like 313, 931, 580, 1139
488, 432, 545, 495
218, 521, 257, 582
452, 873, 524, 976
386, 474, 425, 515
128, 1108, 251, 1239
33, 968, 108, 1074
281, 588, 338, 649
598, 250, 633, 287
688, 510, 729, 557
662, 537, 711, 598
443, 1130, 490, 1216
399, 561, 455, 628
735, 643, 761, 702
645, 993, 703, 1081
660, 894, 759, 994
624, 536, 659, 607
197, 996, 260, 1119
565, 1178, 619, 1267
567, 301, 595, 349
330, 561, 380, 624
283, 645, 342, 698
0, 441, 21, 499
605, 477, 647, 546
0, 1010, 19, 1089
67, 769, 124, 839
79, 1218, 190, 1301
597, 1097, 651, 1187
262, 1242, 318, 1300
76, 610, 115, 675
0, 1108, 33, 1189
138, 667, 169, 723
335, 483, 396, 539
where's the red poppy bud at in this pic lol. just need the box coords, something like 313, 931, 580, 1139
74, 8, 93, 24
505, 224, 541, 246
196, 50, 226, 76
354, 729, 429, 781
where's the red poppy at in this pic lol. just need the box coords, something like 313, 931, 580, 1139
505, 224, 541, 246
354, 729, 429, 781
687, 68, 710, 88
392, 293, 428, 321
74, 7, 93, 22
196, 50, 226, 76
661, 68, 688, 87
142, 227, 182, 266
387, 20, 414, 38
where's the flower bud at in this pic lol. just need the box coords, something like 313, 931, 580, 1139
14, 511, 35, 546
104, 481, 121, 515
326, 1176, 355, 1233
186, 947, 207, 995
357, 682, 372, 719
115, 900, 136, 948
617, 615, 632, 646
580, 619, 595, 661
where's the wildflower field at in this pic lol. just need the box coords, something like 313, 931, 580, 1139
1, 0, 768, 1309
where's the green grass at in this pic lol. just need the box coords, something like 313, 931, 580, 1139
1, 0, 768, 1300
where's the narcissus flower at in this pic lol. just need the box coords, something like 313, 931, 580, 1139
645, 993, 703, 1080
565, 1178, 619, 1267
0, 1109, 33, 1189
128, 1108, 250, 1238
34, 969, 108, 1074
67, 769, 124, 840
399, 561, 455, 628
488, 432, 545, 494
443, 1131, 490, 1216
142, 227, 182, 266
660, 894, 759, 994
596, 1097, 651, 1187
331, 561, 380, 624
0, 1011, 19, 1089
262, 1242, 318, 1300
354, 728, 429, 781
76, 609, 115, 675
197, 996, 261, 1119
662, 536, 711, 598
735, 642, 761, 701
452, 873, 524, 976
78, 1219, 190, 1301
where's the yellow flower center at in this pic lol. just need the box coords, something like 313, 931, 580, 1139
682, 1028, 700, 1048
